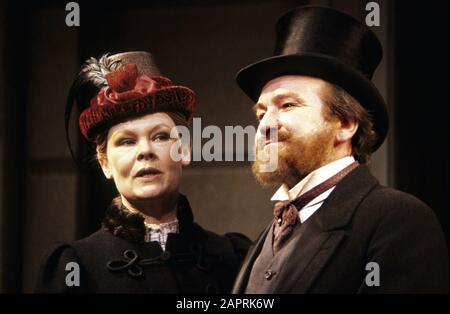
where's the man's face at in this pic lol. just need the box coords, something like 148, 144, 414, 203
252, 75, 339, 187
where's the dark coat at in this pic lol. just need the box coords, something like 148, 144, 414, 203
232, 165, 449, 293
35, 194, 251, 293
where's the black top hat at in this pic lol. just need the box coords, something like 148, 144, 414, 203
236, 5, 389, 151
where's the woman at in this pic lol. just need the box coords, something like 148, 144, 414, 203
35, 51, 251, 293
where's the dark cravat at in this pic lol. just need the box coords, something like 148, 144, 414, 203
273, 161, 359, 254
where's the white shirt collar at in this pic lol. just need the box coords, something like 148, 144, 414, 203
271, 156, 356, 202
144, 219, 179, 231
144, 219, 179, 250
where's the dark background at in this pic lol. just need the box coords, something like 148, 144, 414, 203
0, 0, 448, 292
394, 0, 449, 252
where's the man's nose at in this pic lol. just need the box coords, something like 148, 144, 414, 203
137, 139, 156, 161
258, 110, 281, 139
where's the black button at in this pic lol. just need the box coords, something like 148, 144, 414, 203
161, 251, 171, 261
265, 270, 274, 280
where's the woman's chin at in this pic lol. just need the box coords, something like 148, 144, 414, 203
133, 191, 163, 201
131, 185, 173, 201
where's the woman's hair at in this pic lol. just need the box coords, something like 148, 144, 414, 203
320, 83, 378, 163
94, 111, 190, 164
95, 130, 109, 164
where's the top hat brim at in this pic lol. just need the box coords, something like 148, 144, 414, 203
236, 53, 389, 152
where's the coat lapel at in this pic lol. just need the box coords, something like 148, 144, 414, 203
231, 224, 271, 293
272, 165, 379, 293
272, 219, 346, 293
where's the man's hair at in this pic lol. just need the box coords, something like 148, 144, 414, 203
320, 83, 378, 163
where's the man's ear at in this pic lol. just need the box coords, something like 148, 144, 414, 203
98, 154, 112, 179
336, 119, 359, 144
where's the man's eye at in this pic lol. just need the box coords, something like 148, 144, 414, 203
282, 102, 296, 109
257, 112, 266, 121
153, 133, 170, 142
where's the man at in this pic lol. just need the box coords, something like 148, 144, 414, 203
232, 6, 448, 293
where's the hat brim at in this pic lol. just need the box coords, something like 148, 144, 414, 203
79, 86, 195, 141
236, 53, 389, 152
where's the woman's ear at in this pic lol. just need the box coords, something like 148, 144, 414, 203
98, 154, 112, 179
181, 140, 192, 167
336, 119, 359, 143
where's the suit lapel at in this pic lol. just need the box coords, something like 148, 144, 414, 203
231, 224, 271, 293
272, 165, 379, 293
272, 218, 346, 293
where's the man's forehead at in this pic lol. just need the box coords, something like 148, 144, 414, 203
257, 75, 326, 104
262, 75, 325, 93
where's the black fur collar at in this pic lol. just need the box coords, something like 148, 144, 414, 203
102, 194, 194, 244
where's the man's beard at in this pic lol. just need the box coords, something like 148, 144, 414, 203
252, 124, 338, 187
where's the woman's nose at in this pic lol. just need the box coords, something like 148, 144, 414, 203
137, 140, 156, 161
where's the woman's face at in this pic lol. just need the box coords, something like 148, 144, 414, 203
99, 112, 190, 204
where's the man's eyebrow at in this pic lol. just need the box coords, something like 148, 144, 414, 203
252, 92, 304, 113
273, 92, 304, 104
272, 92, 305, 105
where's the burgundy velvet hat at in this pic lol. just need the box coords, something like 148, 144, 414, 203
236, 6, 389, 151
66, 51, 195, 145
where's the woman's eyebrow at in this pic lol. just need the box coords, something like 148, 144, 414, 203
150, 124, 172, 132
111, 129, 135, 138
113, 123, 172, 137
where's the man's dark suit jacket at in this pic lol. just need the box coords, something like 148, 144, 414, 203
232, 165, 449, 293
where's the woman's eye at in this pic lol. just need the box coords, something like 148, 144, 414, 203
153, 133, 170, 142
118, 139, 135, 146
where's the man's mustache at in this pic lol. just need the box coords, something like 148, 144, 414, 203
257, 130, 291, 148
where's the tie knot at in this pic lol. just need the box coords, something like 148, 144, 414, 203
271, 161, 359, 254
272, 201, 300, 254
273, 200, 291, 217
273, 201, 299, 226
